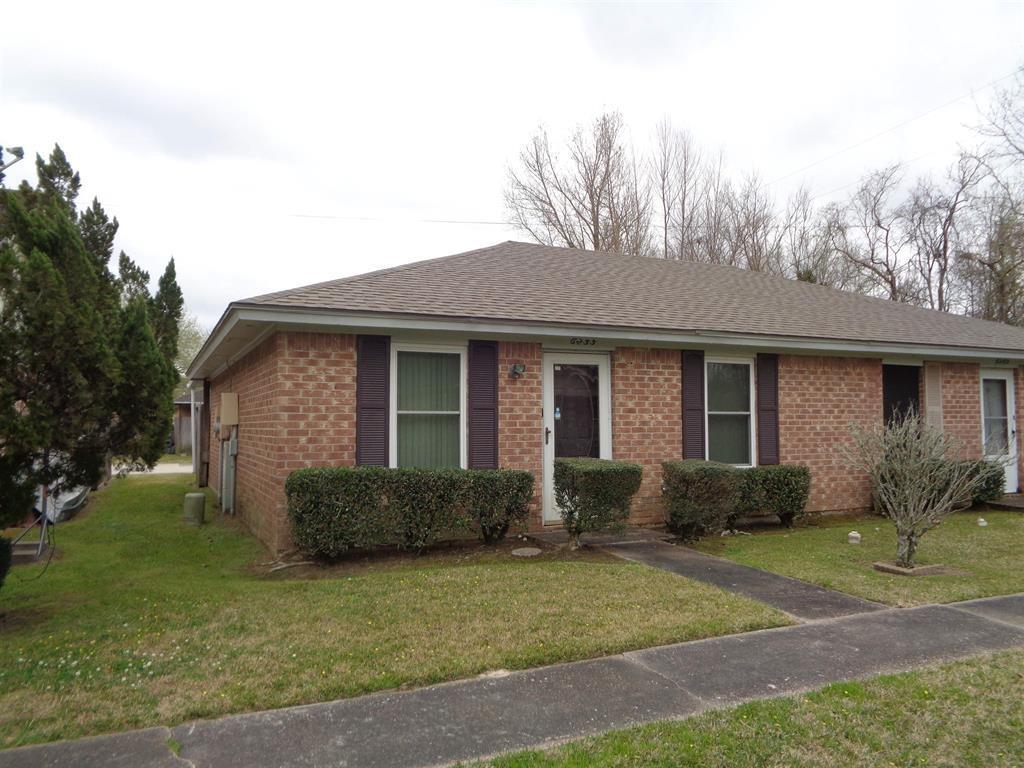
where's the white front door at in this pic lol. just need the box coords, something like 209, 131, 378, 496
542, 353, 613, 523
981, 368, 1018, 494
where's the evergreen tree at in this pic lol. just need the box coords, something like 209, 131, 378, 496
109, 299, 174, 469
0, 145, 183, 548
34, 144, 81, 212
0, 164, 115, 528
150, 258, 184, 368
117, 251, 150, 303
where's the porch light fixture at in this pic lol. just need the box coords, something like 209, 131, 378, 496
509, 363, 526, 379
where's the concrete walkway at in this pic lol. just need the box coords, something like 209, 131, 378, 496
602, 540, 883, 621
3, 594, 1023, 768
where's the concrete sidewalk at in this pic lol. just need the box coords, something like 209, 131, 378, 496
602, 540, 884, 620
3, 594, 1023, 768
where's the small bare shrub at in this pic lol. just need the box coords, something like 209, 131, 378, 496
844, 408, 991, 569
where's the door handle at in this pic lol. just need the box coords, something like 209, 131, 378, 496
545, 427, 551, 445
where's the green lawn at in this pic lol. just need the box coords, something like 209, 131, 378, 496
694, 511, 1024, 607
0, 475, 788, 749
474, 650, 1024, 767
158, 453, 191, 465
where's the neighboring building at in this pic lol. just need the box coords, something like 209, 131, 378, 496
187, 242, 1024, 551
172, 393, 200, 454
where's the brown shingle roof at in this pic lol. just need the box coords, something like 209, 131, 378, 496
239, 241, 1024, 352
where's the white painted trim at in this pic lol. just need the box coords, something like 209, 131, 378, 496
705, 356, 757, 467
388, 342, 468, 469
186, 305, 1024, 379
980, 367, 1019, 493
541, 352, 613, 524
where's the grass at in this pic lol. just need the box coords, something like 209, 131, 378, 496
473, 649, 1024, 767
158, 453, 191, 465
0, 475, 788, 749
694, 510, 1024, 607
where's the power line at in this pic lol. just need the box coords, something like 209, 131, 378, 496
808, 149, 942, 203
291, 213, 509, 226
767, 68, 1019, 188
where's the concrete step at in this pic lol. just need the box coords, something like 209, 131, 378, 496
11, 541, 48, 565
987, 496, 1024, 511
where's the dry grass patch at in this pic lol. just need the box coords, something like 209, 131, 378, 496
0, 475, 788, 748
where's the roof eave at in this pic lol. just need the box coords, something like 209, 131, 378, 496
186, 303, 1024, 380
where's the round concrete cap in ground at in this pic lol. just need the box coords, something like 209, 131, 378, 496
511, 547, 542, 558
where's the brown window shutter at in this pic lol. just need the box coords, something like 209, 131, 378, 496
356, 335, 390, 466
682, 350, 705, 459
468, 340, 499, 469
756, 354, 780, 465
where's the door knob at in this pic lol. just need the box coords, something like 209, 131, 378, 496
545, 427, 551, 445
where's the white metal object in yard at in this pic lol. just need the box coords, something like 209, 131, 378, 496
848, 531, 862, 544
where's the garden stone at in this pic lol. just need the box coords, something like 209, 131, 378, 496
848, 531, 861, 544
511, 547, 542, 558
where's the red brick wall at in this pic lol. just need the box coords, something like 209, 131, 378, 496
942, 362, 982, 458
778, 355, 882, 513
276, 332, 358, 474
207, 332, 357, 551
611, 347, 683, 524
497, 342, 543, 528
208, 334, 284, 548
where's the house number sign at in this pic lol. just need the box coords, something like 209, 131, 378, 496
569, 337, 597, 346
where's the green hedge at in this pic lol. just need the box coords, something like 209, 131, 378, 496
663, 460, 812, 538
0, 537, 11, 593
554, 458, 643, 548
463, 469, 535, 544
662, 460, 737, 539
739, 465, 812, 528
285, 466, 535, 556
964, 460, 1005, 505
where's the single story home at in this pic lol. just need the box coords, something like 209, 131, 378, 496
186, 241, 1024, 551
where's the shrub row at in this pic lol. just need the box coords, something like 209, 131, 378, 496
961, 459, 1005, 505
285, 467, 534, 557
662, 460, 811, 539
553, 458, 643, 548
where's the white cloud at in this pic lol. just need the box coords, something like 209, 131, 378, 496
2, 0, 1021, 327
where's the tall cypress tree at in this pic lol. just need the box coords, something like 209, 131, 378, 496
0, 158, 115, 527
0, 145, 183, 541
151, 258, 184, 368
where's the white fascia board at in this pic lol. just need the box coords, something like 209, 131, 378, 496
187, 304, 1024, 378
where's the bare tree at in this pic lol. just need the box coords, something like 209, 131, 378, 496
831, 165, 918, 302
726, 173, 786, 274
845, 409, 989, 569
976, 68, 1024, 186
958, 192, 1024, 324
782, 189, 862, 290
905, 155, 984, 312
505, 113, 654, 256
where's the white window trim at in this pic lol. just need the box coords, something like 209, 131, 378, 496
704, 355, 757, 468
389, 342, 468, 469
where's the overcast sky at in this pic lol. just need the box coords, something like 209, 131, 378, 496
3, 1, 1022, 328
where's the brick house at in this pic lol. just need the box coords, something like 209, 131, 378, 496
186, 242, 1024, 552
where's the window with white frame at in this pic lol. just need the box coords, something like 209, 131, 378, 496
392, 347, 465, 468
705, 359, 755, 466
